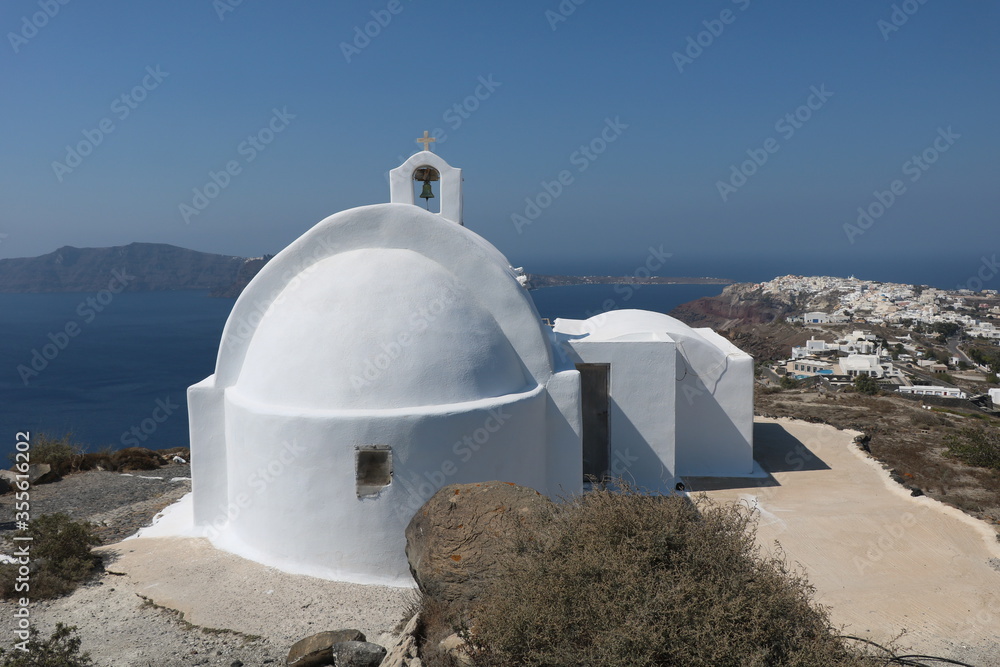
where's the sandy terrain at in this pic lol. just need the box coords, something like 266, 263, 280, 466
103, 535, 414, 650
688, 418, 1000, 665
1, 534, 414, 666
4, 418, 1000, 665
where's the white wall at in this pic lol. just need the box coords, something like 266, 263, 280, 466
189, 202, 582, 586
209, 386, 549, 586
561, 339, 678, 492
675, 329, 754, 477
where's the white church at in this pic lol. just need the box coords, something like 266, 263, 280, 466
187, 141, 755, 586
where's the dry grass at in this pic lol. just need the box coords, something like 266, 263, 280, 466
756, 389, 1000, 531
419, 487, 872, 667
8, 434, 189, 476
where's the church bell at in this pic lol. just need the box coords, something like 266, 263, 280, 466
419, 180, 435, 200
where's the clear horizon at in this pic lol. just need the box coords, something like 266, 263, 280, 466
2, 1, 998, 285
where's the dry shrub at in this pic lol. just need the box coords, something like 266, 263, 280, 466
463, 488, 868, 667
0, 514, 101, 600
17, 433, 80, 476
6, 436, 172, 476
109, 447, 162, 471
946, 427, 1000, 470
910, 410, 945, 428
0, 624, 92, 667
416, 594, 468, 667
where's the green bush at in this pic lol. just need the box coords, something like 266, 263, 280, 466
0, 624, 92, 667
779, 375, 801, 390
853, 375, 880, 396
12, 434, 79, 476
462, 489, 868, 667
0, 514, 101, 600
946, 427, 1000, 470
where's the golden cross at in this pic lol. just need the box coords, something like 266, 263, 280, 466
416, 130, 436, 152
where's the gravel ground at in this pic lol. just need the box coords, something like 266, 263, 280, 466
0, 464, 193, 544
1, 578, 284, 666
0, 467, 412, 666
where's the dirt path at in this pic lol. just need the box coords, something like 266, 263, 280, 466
0, 469, 414, 666
688, 418, 1000, 665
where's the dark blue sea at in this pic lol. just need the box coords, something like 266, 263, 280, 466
0, 254, 987, 459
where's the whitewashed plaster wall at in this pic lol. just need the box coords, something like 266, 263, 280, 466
189, 202, 581, 586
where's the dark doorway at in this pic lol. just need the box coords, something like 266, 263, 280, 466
577, 363, 610, 481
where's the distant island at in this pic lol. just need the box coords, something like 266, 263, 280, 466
524, 274, 734, 289
0, 243, 734, 296
0, 243, 250, 294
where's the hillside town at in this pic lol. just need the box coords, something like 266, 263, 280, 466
751, 275, 1000, 406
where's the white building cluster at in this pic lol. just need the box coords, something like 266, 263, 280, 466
773, 275, 999, 336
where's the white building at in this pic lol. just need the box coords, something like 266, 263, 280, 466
787, 360, 834, 378
802, 311, 832, 324
899, 386, 967, 399
187, 148, 755, 586
553, 311, 753, 480
840, 354, 884, 378
990, 388, 1000, 405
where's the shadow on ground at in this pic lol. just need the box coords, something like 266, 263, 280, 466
684, 421, 831, 492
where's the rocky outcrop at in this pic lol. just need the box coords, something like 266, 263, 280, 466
669, 283, 796, 329
330, 641, 386, 667
26, 463, 58, 485
285, 629, 366, 667
405, 481, 555, 604
0, 242, 246, 293
210, 255, 272, 298
380, 614, 420, 667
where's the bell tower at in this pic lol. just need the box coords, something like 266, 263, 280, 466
389, 132, 463, 225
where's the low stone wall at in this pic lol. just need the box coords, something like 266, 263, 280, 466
893, 391, 986, 411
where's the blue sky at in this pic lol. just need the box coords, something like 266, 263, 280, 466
2, 0, 998, 279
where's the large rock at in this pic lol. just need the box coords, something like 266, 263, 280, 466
0, 470, 18, 494
286, 630, 366, 667
26, 463, 58, 485
330, 641, 386, 667
405, 481, 555, 603
380, 613, 419, 667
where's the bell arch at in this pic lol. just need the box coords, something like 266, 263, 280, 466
389, 151, 463, 225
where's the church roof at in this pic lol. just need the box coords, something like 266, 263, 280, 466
215, 203, 554, 412
554, 309, 751, 389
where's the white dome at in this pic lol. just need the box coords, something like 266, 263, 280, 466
554, 309, 699, 342
553, 309, 734, 382
235, 247, 532, 410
